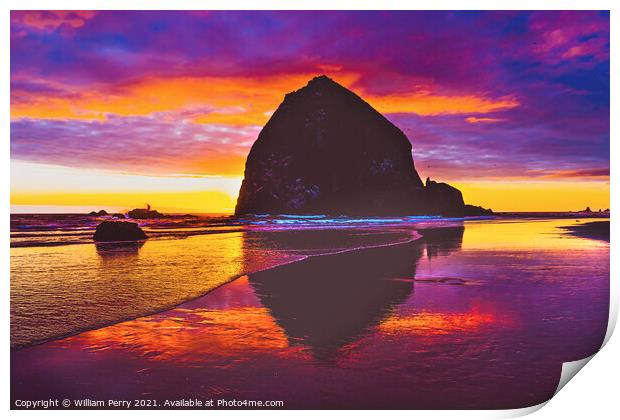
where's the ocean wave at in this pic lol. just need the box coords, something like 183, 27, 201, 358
10, 213, 472, 248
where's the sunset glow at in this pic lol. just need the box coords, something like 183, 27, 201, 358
10, 11, 609, 213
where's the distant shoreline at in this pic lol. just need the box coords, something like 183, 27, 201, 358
495, 211, 609, 219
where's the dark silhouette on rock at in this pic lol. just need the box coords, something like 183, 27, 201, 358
235, 75, 490, 216
128, 208, 165, 219
89, 209, 108, 216
93, 221, 147, 242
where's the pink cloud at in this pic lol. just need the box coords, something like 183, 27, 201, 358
11, 10, 97, 31
526, 11, 609, 66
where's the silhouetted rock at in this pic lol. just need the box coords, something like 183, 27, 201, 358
235, 75, 488, 216
128, 208, 165, 219
236, 75, 426, 216
111, 213, 126, 219
463, 204, 494, 216
93, 221, 147, 242
89, 210, 108, 216
424, 177, 465, 216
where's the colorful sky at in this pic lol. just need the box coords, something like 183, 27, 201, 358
10, 10, 610, 213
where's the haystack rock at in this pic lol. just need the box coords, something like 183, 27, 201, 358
235, 75, 490, 216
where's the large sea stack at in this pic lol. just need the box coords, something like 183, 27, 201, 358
235, 75, 489, 216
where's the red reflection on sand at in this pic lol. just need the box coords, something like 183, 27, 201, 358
61, 277, 311, 364
379, 308, 504, 337
59, 275, 513, 367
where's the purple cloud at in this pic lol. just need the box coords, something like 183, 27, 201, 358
10, 11, 610, 181
11, 116, 260, 176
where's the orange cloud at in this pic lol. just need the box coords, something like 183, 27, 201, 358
11, 73, 350, 124
370, 92, 518, 116
465, 116, 505, 124
11, 72, 519, 124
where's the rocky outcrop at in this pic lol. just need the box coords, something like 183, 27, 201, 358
93, 221, 147, 242
235, 75, 490, 217
423, 178, 465, 216
89, 210, 108, 216
127, 208, 165, 219
463, 204, 494, 216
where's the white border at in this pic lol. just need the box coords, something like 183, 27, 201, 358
3, 1, 616, 419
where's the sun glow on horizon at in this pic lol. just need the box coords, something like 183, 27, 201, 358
10, 161, 609, 214
10, 161, 242, 214
452, 181, 610, 213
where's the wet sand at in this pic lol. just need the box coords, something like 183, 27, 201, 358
11, 227, 417, 348
11, 219, 609, 409
560, 221, 609, 242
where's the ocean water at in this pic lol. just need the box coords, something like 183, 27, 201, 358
10, 213, 245, 248
11, 213, 445, 348
10, 216, 609, 408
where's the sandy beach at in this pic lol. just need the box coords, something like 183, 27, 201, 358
11, 218, 609, 409
9, 8, 611, 412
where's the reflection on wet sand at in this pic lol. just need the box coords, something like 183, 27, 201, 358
70, 278, 298, 364
10, 220, 609, 409
11, 225, 419, 348
379, 308, 501, 336
250, 246, 416, 359
56, 228, 465, 362
248, 226, 464, 358
418, 226, 465, 258
95, 241, 145, 256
